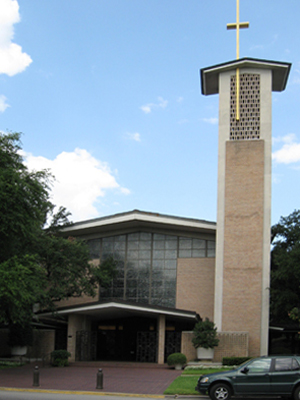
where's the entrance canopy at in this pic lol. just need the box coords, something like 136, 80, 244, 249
39, 300, 200, 323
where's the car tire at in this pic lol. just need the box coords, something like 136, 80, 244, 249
209, 383, 231, 400
294, 387, 300, 400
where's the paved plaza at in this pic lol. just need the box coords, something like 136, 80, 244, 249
0, 362, 183, 396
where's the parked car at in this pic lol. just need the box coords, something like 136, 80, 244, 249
195, 355, 300, 400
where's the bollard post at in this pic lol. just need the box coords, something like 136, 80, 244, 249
33, 365, 40, 387
96, 368, 103, 389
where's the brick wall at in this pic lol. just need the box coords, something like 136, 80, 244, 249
176, 258, 215, 319
181, 331, 197, 362
27, 330, 55, 361
0, 329, 55, 361
181, 331, 249, 363
67, 314, 91, 362
214, 332, 249, 362
55, 293, 97, 309
222, 140, 264, 357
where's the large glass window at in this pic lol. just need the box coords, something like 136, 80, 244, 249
87, 232, 215, 308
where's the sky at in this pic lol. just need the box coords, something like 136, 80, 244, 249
0, 0, 300, 225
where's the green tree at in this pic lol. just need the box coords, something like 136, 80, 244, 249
270, 210, 300, 325
0, 132, 117, 327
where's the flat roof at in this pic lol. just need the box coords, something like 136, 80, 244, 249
60, 209, 216, 237
38, 300, 200, 322
201, 57, 291, 95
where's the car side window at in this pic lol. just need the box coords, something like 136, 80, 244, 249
247, 358, 271, 374
274, 358, 300, 372
292, 359, 300, 371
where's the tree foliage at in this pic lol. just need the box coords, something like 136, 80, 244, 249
0, 132, 117, 327
192, 318, 219, 349
270, 210, 300, 325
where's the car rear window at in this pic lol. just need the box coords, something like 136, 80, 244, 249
274, 358, 300, 372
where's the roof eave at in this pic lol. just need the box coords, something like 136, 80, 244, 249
201, 57, 292, 95
60, 209, 216, 237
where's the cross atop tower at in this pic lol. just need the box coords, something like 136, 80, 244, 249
227, 0, 249, 120
227, 0, 249, 60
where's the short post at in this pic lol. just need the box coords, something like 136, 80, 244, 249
33, 365, 40, 387
96, 368, 103, 389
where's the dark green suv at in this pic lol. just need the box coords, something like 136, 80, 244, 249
195, 356, 300, 400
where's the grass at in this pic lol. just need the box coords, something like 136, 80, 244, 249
0, 360, 24, 369
164, 367, 233, 395
182, 367, 232, 375
164, 375, 200, 395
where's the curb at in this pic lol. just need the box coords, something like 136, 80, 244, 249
165, 396, 204, 399
0, 387, 165, 398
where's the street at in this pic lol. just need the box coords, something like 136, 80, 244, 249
0, 389, 163, 400
0, 389, 284, 400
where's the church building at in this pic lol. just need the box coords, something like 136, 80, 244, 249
36, 3, 292, 363
1, 1, 292, 365
39, 209, 218, 363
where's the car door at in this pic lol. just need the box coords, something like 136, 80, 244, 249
234, 358, 272, 394
270, 357, 300, 395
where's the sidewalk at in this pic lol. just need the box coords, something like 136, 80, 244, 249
0, 362, 184, 396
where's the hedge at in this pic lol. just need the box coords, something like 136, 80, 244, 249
222, 357, 251, 366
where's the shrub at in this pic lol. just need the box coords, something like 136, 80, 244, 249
167, 352, 187, 366
192, 318, 219, 349
51, 350, 71, 367
222, 356, 251, 366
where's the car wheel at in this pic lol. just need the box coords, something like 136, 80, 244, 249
294, 387, 300, 400
209, 383, 231, 400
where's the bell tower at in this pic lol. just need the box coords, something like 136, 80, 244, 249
201, 0, 291, 356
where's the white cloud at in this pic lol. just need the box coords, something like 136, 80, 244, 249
140, 96, 168, 114
0, 0, 32, 76
23, 148, 130, 222
120, 187, 130, 195
273, 133, 296, 145
272, 134, 300, 164
140, 105, 152, 114
203, 117, 218, 125
126, 132, 141, 142
157, 96, 168, 109
0, 95, 10, 112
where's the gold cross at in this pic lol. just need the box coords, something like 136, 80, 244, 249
227, 0, 249, 120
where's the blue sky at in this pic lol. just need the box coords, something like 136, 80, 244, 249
1, 0, 300, 224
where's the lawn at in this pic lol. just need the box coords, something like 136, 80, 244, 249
164, 367, 233, 395
0, 361, 24, 369
164, 375, 200, 395
182, 367, 232, 375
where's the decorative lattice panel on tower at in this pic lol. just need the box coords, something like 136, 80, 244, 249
230, 73, 260, 140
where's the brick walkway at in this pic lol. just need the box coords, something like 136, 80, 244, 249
0, 362, 183, 395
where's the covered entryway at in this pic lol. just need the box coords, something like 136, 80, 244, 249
39, 300, 199, 363
75, 315, 189, 362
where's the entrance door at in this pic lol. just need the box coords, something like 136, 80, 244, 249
95, 316, 158, 361
136, 331, 157, 362
164, 332, 181, 362
97, 330, 137, 361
